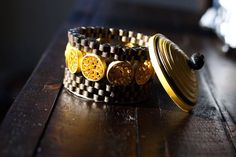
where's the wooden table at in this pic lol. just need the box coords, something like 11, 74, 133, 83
1, 0, 236, 156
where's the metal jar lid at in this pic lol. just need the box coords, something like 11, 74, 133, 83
148, 34, 204, 112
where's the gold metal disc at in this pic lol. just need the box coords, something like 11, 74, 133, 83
148, 34, 198, 112
65, 43, 72, 67
107, 61, 134, 86
135, 60, 154, 85
65, 43, 83, 74
81, 54, 106, 81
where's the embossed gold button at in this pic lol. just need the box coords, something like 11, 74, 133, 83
65, 43, 83, 74
106, 61, 134, 86
125, 42, 135, 48
65, 43, 71, 67
81, 54, 106, 81
135, 60, 153, 85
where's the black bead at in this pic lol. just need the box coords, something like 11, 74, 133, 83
188, 53, 204, 70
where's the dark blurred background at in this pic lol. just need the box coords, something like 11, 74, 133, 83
0, 0, 210, 121
0, 0, 77, 120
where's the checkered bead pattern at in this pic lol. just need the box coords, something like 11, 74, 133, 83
68, 27, 150, 62
63, 68, 151, 103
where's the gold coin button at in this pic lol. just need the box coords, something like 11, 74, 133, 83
65, 43, 83, 74
65, 43, 72, 67
125, 42, 135, 48
135, 60, 153, 85
107, 61, 134, 86
81, 54, 106, 81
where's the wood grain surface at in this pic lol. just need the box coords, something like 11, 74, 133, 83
0, 0, 236, 157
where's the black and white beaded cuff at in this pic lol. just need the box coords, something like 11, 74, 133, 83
63, 26, 153, 103
63, 68, 151, 103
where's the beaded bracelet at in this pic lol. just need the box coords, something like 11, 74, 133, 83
63, 27, 153, 103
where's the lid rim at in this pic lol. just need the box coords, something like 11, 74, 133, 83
148, 34, 197, 112
155, 35, 196, 106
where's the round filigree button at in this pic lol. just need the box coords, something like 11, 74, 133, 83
106, 61, 134, 86
81, 54, 106, 81
65, 43, 83, 74
65, 43, 71, 67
